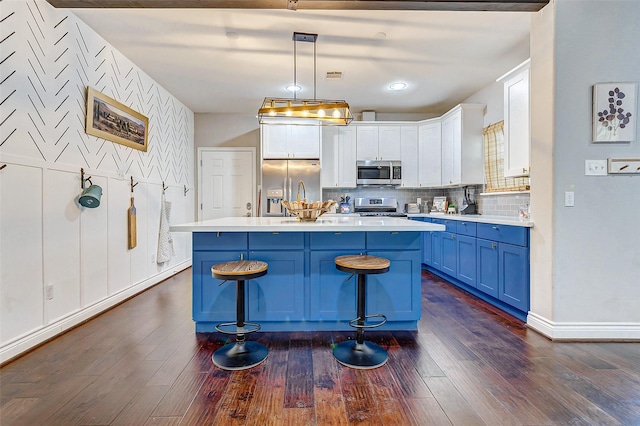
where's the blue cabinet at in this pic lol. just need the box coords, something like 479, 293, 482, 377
247, 250, 305, 321
367, 249, 422, 321
422, 219, 530, 321
456, 234, 477, 287
441, 232, 457, 277
476, 239, 499, 298
309, 250, 359, 320
499, 243, 529, 312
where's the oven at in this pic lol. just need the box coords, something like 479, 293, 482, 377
356, 161, 402, 186
354, 197, 407, 217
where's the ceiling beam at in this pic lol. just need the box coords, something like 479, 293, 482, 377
46, 0, 548, 12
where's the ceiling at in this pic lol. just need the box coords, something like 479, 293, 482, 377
70, 8, 533, 116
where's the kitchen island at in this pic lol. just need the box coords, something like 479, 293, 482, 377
171, 216, 445, 332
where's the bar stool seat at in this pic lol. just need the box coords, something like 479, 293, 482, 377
211, 260, 268, 370
334, 254, 390, 369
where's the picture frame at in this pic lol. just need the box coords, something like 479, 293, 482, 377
592, 82, 637, 142
85, 87, 149, 151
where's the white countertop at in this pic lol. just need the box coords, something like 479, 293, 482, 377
171, 216, 446, 233
407, 213, 533, 227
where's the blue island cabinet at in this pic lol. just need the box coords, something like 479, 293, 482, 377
191, 229, 424, 332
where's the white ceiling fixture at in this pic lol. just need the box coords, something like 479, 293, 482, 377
389, 82, 407, 91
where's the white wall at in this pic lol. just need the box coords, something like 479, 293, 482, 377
0, 0, 195, 363
528, 0, 640, 339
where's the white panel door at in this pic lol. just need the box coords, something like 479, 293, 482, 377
107, 177, 131, 294
200, 149, 255, 220
400, 125, 418, 188
43, 169, 81, 323
418, 121, 442, 187
80, 174, 109, 306
378, 126, 402, 161
0, 163, 44, 344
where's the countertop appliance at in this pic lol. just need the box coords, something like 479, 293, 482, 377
460, 187, 477, 215
356, 160, 401, 186
261, 159, 321, 217
354, 197, 407, 217
405, 203, 420, 214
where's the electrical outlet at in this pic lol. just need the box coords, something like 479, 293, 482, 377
585, 160, 607, 176
564, 191, 575, 207
45, 284, 54, 300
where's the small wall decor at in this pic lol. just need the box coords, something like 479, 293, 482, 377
592, 82, 637, 142
85, 87, 149, 151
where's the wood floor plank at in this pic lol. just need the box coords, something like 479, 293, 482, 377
2, 269, 639, 425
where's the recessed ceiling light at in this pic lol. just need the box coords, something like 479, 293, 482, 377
225, 31, 239, 39
389, 82, 407, 91
375, 32, 387, 39
286, 85, 301, 92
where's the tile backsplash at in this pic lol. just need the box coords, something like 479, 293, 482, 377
322, 186, 530, 218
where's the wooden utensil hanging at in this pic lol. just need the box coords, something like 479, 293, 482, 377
128, 196, 137, 249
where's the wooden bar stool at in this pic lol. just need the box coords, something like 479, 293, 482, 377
211, 260, 268, 370
333, 254, 390, 369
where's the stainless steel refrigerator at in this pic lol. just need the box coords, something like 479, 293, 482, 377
261, 159, 321, 217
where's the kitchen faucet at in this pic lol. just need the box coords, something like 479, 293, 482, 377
296, 180, 306, 202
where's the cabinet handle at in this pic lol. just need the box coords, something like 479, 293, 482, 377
491, 243, 495, 249
492, 226, 499, 230
391, 232, 399, 235
451, 235, 456, 239
461, 222, 466, 225
334, 232, 342, 235
272, 232, 280, 235
523, 167, 527, 173
217, 232, 221, 237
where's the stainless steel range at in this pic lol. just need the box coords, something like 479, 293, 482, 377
354, 197, 407, 217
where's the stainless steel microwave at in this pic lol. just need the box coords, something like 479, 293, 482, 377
356, 160, 402, 185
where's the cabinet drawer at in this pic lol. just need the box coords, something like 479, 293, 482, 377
456, 221, 477, 237
432, 218, 456, 233
367, 231, 421, 250
193, 232, 248, 251
310, 232, 365, 250
249, 232, 305, 250
477, 223, 528, 246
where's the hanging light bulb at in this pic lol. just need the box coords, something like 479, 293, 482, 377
332, 109, 341, 118
317, 109, 326, 118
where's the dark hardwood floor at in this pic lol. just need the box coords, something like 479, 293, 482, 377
1, 269, 639, 425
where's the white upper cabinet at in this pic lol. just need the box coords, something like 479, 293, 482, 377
356, 125, 401, 161
400, 125, 419, 188
498, 59, 530, 177
440, 104, 485, 186
321, 126, 357, 188
418, 120, 442, 187
261, 125, 320, 159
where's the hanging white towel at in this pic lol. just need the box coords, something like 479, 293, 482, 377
157, 194, 174, 264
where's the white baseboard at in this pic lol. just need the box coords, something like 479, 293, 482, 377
0, 260, 192, 365
527, 311, 640, 341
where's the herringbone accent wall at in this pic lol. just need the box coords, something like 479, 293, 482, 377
0, 0, 194, 186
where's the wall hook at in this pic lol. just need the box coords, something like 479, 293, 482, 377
184, 185, 190, 196
130, 176, 139, 193
80, 168, 93, 189
162, 181, 168, 194
0, 164, 7, 171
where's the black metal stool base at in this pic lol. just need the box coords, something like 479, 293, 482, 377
212, 341, 268, 371
333, 339, 388, 370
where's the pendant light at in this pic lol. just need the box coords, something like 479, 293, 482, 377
258, 32, 353, 126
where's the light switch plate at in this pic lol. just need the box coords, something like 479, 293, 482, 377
585, 159, 607, 176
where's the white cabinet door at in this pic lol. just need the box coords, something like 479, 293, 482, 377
337, 126, 357, 188
441, 105, 484, 186
356, 125, 379, 161
441, 113, 455, 186
262, 125, 320, 159
290, 125, 320, 159
502, 61, 530, 177
321, 127, 338, 187
378, 126, 402, 160
262, 126, 289, 159
418, 120, 442, 187
400, 125, 418, 187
